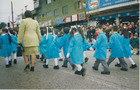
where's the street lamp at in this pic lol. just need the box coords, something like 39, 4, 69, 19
25, 5, 28, 11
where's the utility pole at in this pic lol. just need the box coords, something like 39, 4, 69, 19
11, 1, 14, 29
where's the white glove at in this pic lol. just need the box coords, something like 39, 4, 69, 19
89, 47, 94, 51
66, 53, 70, 58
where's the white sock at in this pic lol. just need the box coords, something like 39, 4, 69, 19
9, 56, 12, 61
117, 58, 120, 64
127, 57, 135, 65
75, 64, 82, 71
13, 52, 17, 59
59, 53, 63, 59
83, 52, 86, 58
54, 58, 58, 66
46, 59, 49, 65
5, 57, 9, 65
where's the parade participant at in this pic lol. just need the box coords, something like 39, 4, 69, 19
107, 26, 128, 71
130, 34, 139, 55
115, 30, 137, 69
39, 30, 47, 61
91, 26, 110, 75
78, 27, 91, 63
11, 31, 18, 64
18, 10, 42, 71
60, 27, 75, 69
67, 28, 86, 77
0, 28, 17, 68
42, 28, 60, 69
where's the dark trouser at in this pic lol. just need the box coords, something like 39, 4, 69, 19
107, 57, 128, 70
94, 59, 110, 72
62, 57, 74, 67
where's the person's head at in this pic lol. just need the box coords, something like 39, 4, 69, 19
90, 26, 93, 30
129, 24, 132, 28
113, 23, 116, 26
122, 29, 129, 38
41, 30, 44, 35
69, 28, 77, 42
63, 27, 69, 34
112, 26, 118, 32
54, 29, 59, 35
24, 10, 32, 18
77, 27, 84, 42
95, 25, 103, 34
133, 34, 137, 38
48, 28, 52, 33
2, 28, 8, 34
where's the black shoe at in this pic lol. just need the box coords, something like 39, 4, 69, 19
6, 64, 10, 68
92, 66, 98, 71
53, 65, 59, 69
115, 63, 121, 67
120, 68, 128, 71
62, 65, 68, 68
59, 59, 63, 61
130, 64, 137, 69
72, 64, 76, 70
13, 59, 17, 64
81, 68, 86, 77
24, 64, 30, 70
85, 57, 88, 63
74, 70, 82, 75
30, 67, 34, 71
9, 60, 12, 66
43, 64, 48, 68
101, 71, 110, 75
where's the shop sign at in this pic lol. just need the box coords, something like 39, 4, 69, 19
72, 14, 77, 22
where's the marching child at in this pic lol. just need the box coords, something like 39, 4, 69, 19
91, 26, 110, 75
107, 26, 128, 71
0, 28, 17, 68
41, 28, 60, 69
11, 31, 18, 64
67, 28, 86, 77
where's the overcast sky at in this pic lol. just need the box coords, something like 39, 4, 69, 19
0, 0, 34, 23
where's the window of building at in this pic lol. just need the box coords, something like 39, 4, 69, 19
75, 1, 81, 10
46, 11, 51, 17
46, 0, 51, 4
62, 6, 68, 15
54, 9, 59, 17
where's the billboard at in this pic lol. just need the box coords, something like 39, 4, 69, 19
86, 0, 132, 11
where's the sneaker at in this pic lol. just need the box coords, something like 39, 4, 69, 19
92, 66, 98, 71
6, 64, 10, 68
81, 68, 86, 77
53, 65, 59, 69
115, 63, 121, 67
43, 64, 48, 68
59, 59, 63, 61
120, 68, 128, 71
74, 70, 82, 75
130, 64, 137, 69
62, 65, 68, 68
85, 57, 88, 63
14, 59, 17, 64
101, 71, 110, 75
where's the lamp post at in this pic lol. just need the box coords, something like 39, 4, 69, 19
11, 0, 14, 29
25, 5, 28, 11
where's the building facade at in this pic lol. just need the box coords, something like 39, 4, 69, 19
32, 0, 87, 29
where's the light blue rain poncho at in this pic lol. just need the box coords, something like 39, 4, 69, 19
92, 32, 108, 60
0, 34, 17, 57
122, 35, 132, 57
11, 34, 18, 52
58, 34, 70, 57
67, 33, 84, 64
39, 35, 47, 54
109, 32, 124, 58
40, 33, 59, 59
